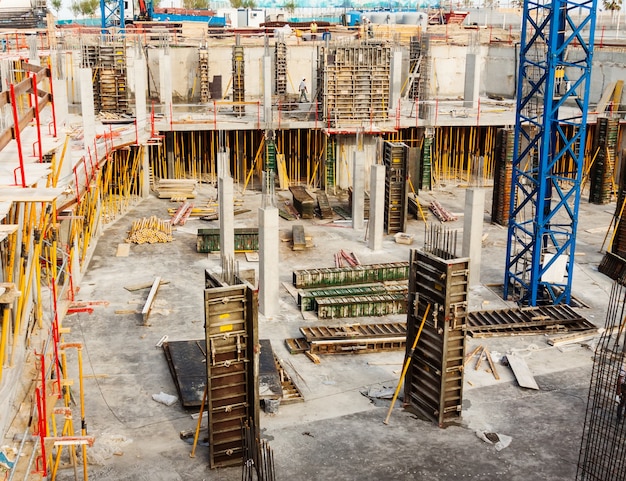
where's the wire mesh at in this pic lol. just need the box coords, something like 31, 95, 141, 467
577, 278, 626, 480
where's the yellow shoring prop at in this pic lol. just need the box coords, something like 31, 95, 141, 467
383, 303, 431, 425
242, 136, 265, 194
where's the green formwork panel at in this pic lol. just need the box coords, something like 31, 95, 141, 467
197, 228, 259, 253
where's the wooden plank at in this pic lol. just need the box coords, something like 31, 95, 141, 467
124, 279, 169, 291
116, 243, 130, 257
0, 187, 65, 202
596, 81, 616, 113
304, 351, 321, 364
547, 329, 599, 346
506, 354, 539, 390
142, 276, 161, 325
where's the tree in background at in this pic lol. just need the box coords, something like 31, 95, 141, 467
182, 0, 210, 8
603, 0, 622, 20
70, 1, 80, 17
50, 0, 62, 16
283, 0, 297, 14
79, 0, 99, 16
230, 0, 257, 7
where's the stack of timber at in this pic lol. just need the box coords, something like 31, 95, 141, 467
153, 179, 198, 199
334, 250, 360, 267
286, 321, 407, 356
467, 304, 595, 337
293, 262, 409, 289
429, 200, 458, 222
316, 191, 334, 219
170, 202, 194, 226
292, 225, 307, 251
126, 216, 173, 244
289, 186, 316, 219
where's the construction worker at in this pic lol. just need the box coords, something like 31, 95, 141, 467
617, 366, 626, 423
299, 77, 308, 102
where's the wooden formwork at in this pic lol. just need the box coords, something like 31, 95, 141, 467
204, 284, 259, 468
404, 249, 469, 427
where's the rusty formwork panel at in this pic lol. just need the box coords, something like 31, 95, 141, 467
404, 249, 469, 427
318, 43, 391, 123
204, 284, 259, 468
491, 128, 514, 226
293, 262, 409, 289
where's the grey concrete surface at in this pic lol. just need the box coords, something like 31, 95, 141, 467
58, 181, 614, 480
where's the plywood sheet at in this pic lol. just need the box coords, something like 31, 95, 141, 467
116, 243, 130, 257
507, 354, 539, 390
0, 187, 65, 202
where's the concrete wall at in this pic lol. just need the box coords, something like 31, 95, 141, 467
69, 40, 626, 111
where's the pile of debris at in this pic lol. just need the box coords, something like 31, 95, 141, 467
126, 216, 174, 244
429, 200, 457, 222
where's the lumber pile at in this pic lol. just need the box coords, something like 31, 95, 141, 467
170, 202, 194, 226
289, 186, 316, 219
126, 216, 174, 244
334, 250, 360, 267
153, 179, 198, 199
429, 200, 457, 222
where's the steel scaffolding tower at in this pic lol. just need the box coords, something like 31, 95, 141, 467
101, 0, 126, 30
504, 0, 597, 306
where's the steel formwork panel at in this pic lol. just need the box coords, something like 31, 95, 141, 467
504, 0, 597, 306
404, 250, 468, 427
204, 284, 258, 469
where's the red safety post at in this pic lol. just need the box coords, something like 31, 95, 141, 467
476, 97, 481, 126
395, 98, 400, 130
10, 83, 26, 187
34, 387, 48, 476
31, 73, 43, 162
50, 278, 62, 396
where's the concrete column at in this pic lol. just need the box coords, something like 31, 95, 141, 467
28, 35, 39, 66
217, 150, 230, 178
51, 77, 68, 136
141, 146, 150, 198
462, 188, 485, 286
368, 164, 386, 251
164, 132, 175, 174
258, 206, 279, 317
159, 51, 173, 125
263, 54, 272, 128
390, 48, 402, 114
352, 152, 365, 230
219, 175, 235, 261
79, 67, 96, 153
134, 53, 148, 135
463, 53, 481, 109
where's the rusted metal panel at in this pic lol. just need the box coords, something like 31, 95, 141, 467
292, 262, 409, 289
404, 249, 468, 427
205, 284, 258, 468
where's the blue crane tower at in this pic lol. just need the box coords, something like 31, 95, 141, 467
101, 0, 153, 30
504, 0, 598, 306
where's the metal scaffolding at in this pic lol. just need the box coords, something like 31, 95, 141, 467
504, 0, 598, 305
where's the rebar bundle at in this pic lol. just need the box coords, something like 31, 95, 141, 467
241, 419, 276, 481
423, 223, 458, 260
577, 278, 626, 480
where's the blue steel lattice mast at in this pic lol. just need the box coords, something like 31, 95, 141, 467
503, 0, 597, 306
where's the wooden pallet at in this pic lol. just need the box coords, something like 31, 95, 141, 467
284, 337, 310, 354
274, 356, 305, 404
